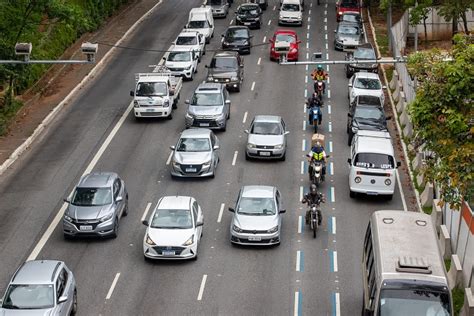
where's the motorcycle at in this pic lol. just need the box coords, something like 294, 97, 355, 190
309, 203, 320, 238
307, 155, 330, 187
313, 80, 325, 101
308, 106, 321, 133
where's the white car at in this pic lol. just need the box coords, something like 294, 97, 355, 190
142, 196, 204, 260
173, 30, 206, 62
279, 0, 303, 26
163, 46, 199, 81
348, 72, 385, 104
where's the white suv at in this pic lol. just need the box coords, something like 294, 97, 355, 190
163, 46, 199, 81
174, 30, 206, 62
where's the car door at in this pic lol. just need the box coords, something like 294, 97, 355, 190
238, 55, 244, 81
55, 269, 70, 316
192, 201, 203, 242
281, 118, 287, 147
275, 190, 282, 227
223, 88, 230, 116
210, 132, 218, 166
113, 179, 124, 218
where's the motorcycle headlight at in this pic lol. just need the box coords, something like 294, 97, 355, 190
64, 215, 72, 222
267, 226, 278, 233
134, 100, 139, 108
100, 212, 114, 222
163, 99, 170, 108
145, 234, 156, 246
274, 144, 284, 149
183, 235, 194, 246
232, 224, 243, 233
247, 143, 256, 149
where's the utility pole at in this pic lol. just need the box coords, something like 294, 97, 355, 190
388, 0, 392, 53
414, 0, 418, 52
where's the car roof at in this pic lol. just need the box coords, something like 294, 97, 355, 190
12, 260, 63, 285
196, 82, 223, 92
274, 29, 297, 36
354, 72, 380, 80
78, 172, 117, 188
180, 128, 212, 138
253, 115, 282, 123
169, 46, 194, 53
157, 196, 192, 210
226, 26, 250, 32
355, 131, 393, 155
239, 3, 260, 8
241, 185, 276, 198
212, 50, 239, 58
178, 30, 200, 37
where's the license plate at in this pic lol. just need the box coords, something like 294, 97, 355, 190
244, 22, 251, 25
366, 192, 378, 196
186, 168, 197, 172
146, 109, 155, 112
248, 236, 261, 241
162, 250, 175, 256
80, 225, 93, 231
200, 123, 210, 127
259, 151, 271, 156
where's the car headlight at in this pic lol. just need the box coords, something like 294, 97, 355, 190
274, 144, 284, 149
290, 48, 297, 53
236, 16, 242, 20
232, 224, 243, 233
145, 234, 156, 246
231, 76, 238, 81
207, 76, 213, 81
223, 41, 229, 46
202, 161, 211, 168
385, 179, 392, 186
354, 176, 362, 183
352, 127, 358, 133
336, 38, 342, 43
134, 100, 139, 108
64, 215, 73, 222
267, 226, 279, 233
163, 99, 170, 108
242, 40, 249, 45
100, 212, 114, 222
186, 65, 192, 70
183, 235, 194, 246
185, 112, 194, 119
247, 143, 256, 149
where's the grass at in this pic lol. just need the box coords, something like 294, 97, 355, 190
423, 205, 432, 215
444, 258, 451, 271
452, 287, 464, 316
0, 92, 23, 135
376, 33, 389, 56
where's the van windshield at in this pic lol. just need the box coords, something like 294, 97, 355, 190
136, 82, 167, 96
378, 288, 451, 316
354, 153, 394, 169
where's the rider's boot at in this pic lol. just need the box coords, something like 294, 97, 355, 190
318, 210, 322, 226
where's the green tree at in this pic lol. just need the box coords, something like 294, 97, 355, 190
408, 0, 433, 45
407, 34, 474, 209
438, 0, 474, 36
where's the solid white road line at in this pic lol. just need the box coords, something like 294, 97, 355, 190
296, 251, 302, 272
257, 57, 261, 65
330, 162, 334, 176
197, 274, 208, 301
302, 139, 306, 151
301, 161, 305, 174
106, 273, 121, 300
141, 202, 152, 222
298, 216, 303, 234
242, 111, 248, 124
299, 186, 304, 202
332, 216, 336, 234
251, 81, 255, 91
166, 151, 173, 165
331, 187, 335, 203
335, 293, 341, 316
333, 251, 338, 272
268, 19, 272, 26
232, 151, 238, 166
217, 203, 225, 223
396, 169, 408, 211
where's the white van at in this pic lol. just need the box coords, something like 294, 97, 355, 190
347, 130, 401, 200
186, 7, 214, 44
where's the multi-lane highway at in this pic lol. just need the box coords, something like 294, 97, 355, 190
0, 0, 408, 315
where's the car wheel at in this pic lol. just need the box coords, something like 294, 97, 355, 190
172, 101, 178, 110
347, 133, 353, 146
144, 255, 152, 262
63, 233, 72, 240
245, 152, 250, 161
349, 191, 356, 198
192, 252, 198, 261
194, 66, 198, 74
123, 199, 129, 216
227, 111, 230, 120
222, 123, 227, 132
167, 113, 173, 120
280, 152, 286, 161
235, 84, 240, 92
189, 72, 194, 81
346, 70, 352, 78
111, 219, 119, 238
70, 289, 77, 315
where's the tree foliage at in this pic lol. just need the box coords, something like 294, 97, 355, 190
407, 34, 474, 209
437, 0, 474, 35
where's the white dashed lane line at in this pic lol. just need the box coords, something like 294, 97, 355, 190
268, 19, 272, 26
257, 57, 261, 65
299, 186, 304, 201
166, 151, 173, 165
327, 105, 331, 114
262, 36, 267, 43
197, 274, 208, 301
328, 121, 332, 133
300, 161, 305, 174
232, 151, 238, 166
106, 273, 121, 300
328, 141, 333, 153
302, 139, 306, 151
251, 81, 256, 91
141, 202, 152, 222
217, 203, 225, 223
330, 162, 334, 175
298, 216, 303, 234
303, 120, 306, 131
242, 111, 248, 124
230, 19, 234, 25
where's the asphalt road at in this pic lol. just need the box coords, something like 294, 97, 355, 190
0, 0, 407, 315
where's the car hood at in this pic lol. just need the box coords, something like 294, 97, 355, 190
224, 38, 249, 46
174, 151, 212, 164
134, 95, 166, 106
336, 34, 360, 44
233, 214, 279, 230
352, 118, 386, 131
186, 28, 211, 37
0, 309, 54, 316
207, 68, 237, 78
147, 228, 194, 246
166, 61, 192, 68
66, 204, 112, 220
188, 105, 224, 116
280, 11, 302, 18
248, 134, 284, 146
353, 88, 383, 99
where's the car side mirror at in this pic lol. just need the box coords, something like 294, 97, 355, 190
63, 197, 71, 203
142, 220, 149, 226
58, 295, 68, 304
205, 65, 209, 68
397, 161, 401, 168
269, 38, 274, 43
240, 64, 244, 68
221, 34, 224, 37
284, 131, 290, 135
382, 85, 387, 89
130, 90, 135, 96
209, 24, 213, 28
225, 100, 231, 105
185, 99, 190, 104
196, 221, 204, 227
213, 145, 220, 150
170, 145, 175, 150
244, 129, 249, 134
279, 209, 286, 214
347, 158, 352, 164
162, 57, 166, 61
116, 196, 123, 203
228, 207, 235, 212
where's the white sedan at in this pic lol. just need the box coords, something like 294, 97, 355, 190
348, 72, 385, 105
143, 196, 203, 260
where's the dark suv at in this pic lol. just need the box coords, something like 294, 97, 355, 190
345, 43, 378, 78
206, 51, 244, 92
235, 3, 262, 29
222, 26, 252, 54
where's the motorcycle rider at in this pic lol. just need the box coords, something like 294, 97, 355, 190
302, 184, 325, 225
306, 92, 323, 126
311, 65, 329, 94
307, 141, 327, 181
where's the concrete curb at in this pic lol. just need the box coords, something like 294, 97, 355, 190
0, 0, 164, 177
366, 7, 422, 213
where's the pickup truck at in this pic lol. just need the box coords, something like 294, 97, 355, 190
130, 67, 183, 120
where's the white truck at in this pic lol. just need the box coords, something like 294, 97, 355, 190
130, 67, 183, 120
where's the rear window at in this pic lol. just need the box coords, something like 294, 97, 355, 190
340, 0, 359, 8
176, 36, 197, 45
354, 153, 394, 169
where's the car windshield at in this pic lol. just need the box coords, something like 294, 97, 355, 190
354, 48, 376, 59
176, 36, 197, 45
354, 107, 384, 120
275, 34, 296, 43
226, 29, 249, 40
354, 78, 382, 90
357, 96, 382, 106
342, 14, 360, 23
151, 209, 193, 229
176, 137, 211, 152
354, 153, 394, 169
210, 57, 238, 69
167, 51, 191, 62
282, 4, 300, 11
238, 6, 259, 15
238, 197, 276, 215
71, 187, 112, 206
338, 25, 360, 35
187, 20, 209, 28
191, 92, 223, 106
251, 122, 282, 135
340, 0, 359, 8
2, 284, 54, 309
136, 82, 167, 97
378, 289, 451, 316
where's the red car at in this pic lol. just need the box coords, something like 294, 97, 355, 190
336, 0, 360, 22
269, 30, 301, 61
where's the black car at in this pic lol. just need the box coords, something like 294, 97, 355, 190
347, 96, 390, 145
235, 3, 262, 29
206, 51, 244, 92
222, 26, 252, 54
249, 0, 268, 10
345, 43, 378, 78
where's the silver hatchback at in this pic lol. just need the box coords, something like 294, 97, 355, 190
245, 115, 289, 161
170, 128, 220, 178
63, 172, 128, 238
229, 185, 286, 245
0, 260, 77, 315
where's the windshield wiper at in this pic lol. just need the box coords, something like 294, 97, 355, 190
3, 304, 20, 309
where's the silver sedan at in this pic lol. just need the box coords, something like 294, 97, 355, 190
170, 128, 220, 178
245, 115, 289, 161
229, 185, 286, 246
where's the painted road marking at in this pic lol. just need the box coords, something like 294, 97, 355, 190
263, 36, 267, 43
257, 57, 261, 65
141, 202, 152, 222
328, 105, 332, 114
324, 17, 327, 23
327, 77, 330, 84
299, 186, 304, 202
166, 151, 173, 165
304, 89, 308, 98
396, 169, 408, 211
217, 203, 225, 223
296, 251, 304, 272
324, 25, 327, 31
242, 111, 248, 124
328, 89, 331, 99
106, 273, 121, 300
301, 161, 305, 174
306, 42, 309, 49
330, 162, 334, 176
332, 292, 341, 316
328, 121, 332, 133
273, 5, 276, 10
329, 141, 333, 153
333, 251, 338, 272
197, 274, 208, 301
306, 52, 309, 59
325, 33, 328, 40
308, 17, 311, 22
326, 43, 328, 50
305, 65, 309, 71
302, 139, 306, 151
306, 32, 310, 39
268, 19, 272, 26
251, 81, 255, 91
305, 76, 308, 84
232, 151, 238, 166
303, 120, 306, 131
332, 217, 336, 234
324, 10, 327, 15
298, 216, 303, 233
230, 19, 234, 25
294, 291, 302, 316
307, 24, 310, 30
330, 187, 335, 203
